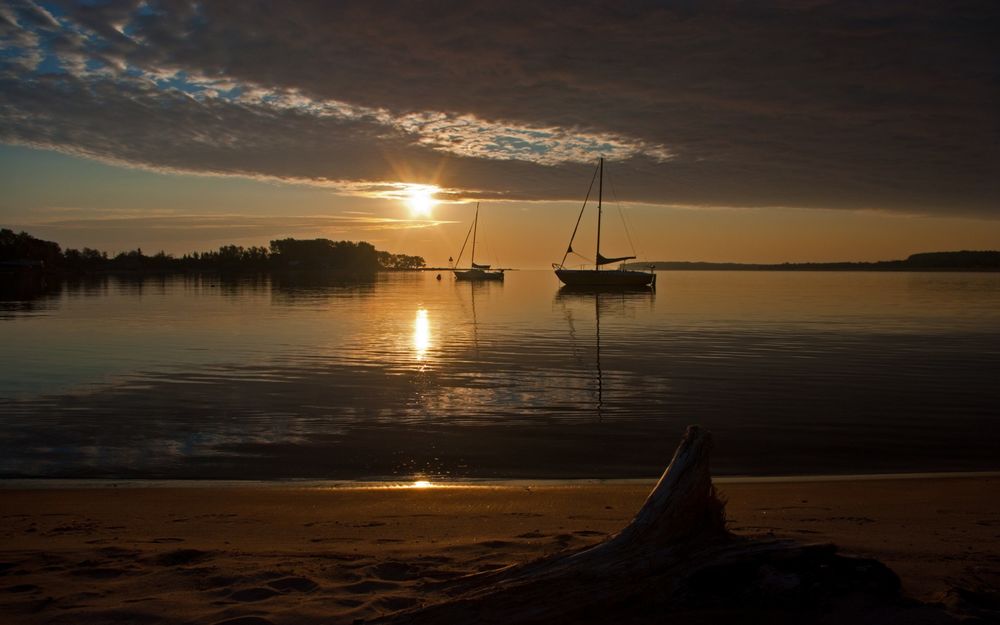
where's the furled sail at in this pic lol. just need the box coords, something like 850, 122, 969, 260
472, 262, 491, 269
596, 253, 636, 266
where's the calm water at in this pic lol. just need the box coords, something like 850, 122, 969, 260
2, 271, 999, 480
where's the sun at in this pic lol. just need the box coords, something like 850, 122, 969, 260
407, 187, 436, 217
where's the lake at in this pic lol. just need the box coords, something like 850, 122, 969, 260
2, 270, 999, 480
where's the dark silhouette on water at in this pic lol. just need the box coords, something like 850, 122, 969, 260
452, 203, 505, 281
554, 157, 655, 289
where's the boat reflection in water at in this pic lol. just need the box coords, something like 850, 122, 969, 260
555, 286, 655, 421
458, 279, 496, 354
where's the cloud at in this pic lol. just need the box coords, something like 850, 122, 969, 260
18, 208, 454, 233
0, 0, 997, 216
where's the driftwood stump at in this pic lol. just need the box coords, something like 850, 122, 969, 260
377, 426, 961, 625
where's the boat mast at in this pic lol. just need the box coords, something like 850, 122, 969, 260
596, 157, 603, 271
471, 202, 479, 267
595, 292, 603, 419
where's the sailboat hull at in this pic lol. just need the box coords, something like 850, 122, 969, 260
454, 269, 504, 281
555, 268, 654, 288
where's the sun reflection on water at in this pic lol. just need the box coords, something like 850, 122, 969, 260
413, 308, 431, 360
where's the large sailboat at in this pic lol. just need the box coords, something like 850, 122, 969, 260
554, 157, 655, 289
454, 203, 504, 281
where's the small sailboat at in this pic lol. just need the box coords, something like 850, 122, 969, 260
454, 203, 504, 281
554, 157, 655, 289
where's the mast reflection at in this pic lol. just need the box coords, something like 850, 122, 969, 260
555, 287, 655, 421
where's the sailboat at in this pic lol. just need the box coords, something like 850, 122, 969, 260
454, 203, 504, 281
554, 157, 655, 288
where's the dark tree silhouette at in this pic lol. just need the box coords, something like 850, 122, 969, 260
1, 229, 424, 275
269, 238, 380, 273
0, 229, 61, 267
377, 250, 427, 270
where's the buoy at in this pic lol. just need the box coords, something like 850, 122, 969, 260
436, 273, 442, 280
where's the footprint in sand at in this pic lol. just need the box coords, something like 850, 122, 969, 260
335, 598, 365, 608
154, 549, 212, 566
828, 516, 876, 525
70, 567, 128, 579
202, 575, 239, 590
374, 595, 419, 611
414, 555, 452, 564
417, 566, 463, 581
212, 617, 275, 625
46, 521, 98, 536
228, 587, 281, 602
516, 531, 547, 539
267, 577, 319, 593
369, 561, 418, 582
98, 547, 141, 559
70, 609, 162, 624
343, 580, 399, 593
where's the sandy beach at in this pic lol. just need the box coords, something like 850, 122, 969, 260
1, 475, 997, 624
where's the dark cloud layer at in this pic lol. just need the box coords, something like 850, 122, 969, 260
1, 0, 997, 215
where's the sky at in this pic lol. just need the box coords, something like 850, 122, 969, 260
1, 0, 998, 267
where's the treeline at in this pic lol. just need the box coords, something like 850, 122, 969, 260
0, 229, 425, 274
626, 251, 1000, 271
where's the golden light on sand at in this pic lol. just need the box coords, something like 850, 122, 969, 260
413, 308, 430, 359
406, 186, 437, 217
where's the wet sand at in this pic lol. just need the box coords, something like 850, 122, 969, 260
1, 476, 997, 624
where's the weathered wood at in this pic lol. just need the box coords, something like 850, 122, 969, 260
375, 426, 957, 625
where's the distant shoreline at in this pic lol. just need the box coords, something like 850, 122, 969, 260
629, 265, 1000, 272
6, 266, 997, 278
3, 470, 999, 490
625, 250, 1000, 272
